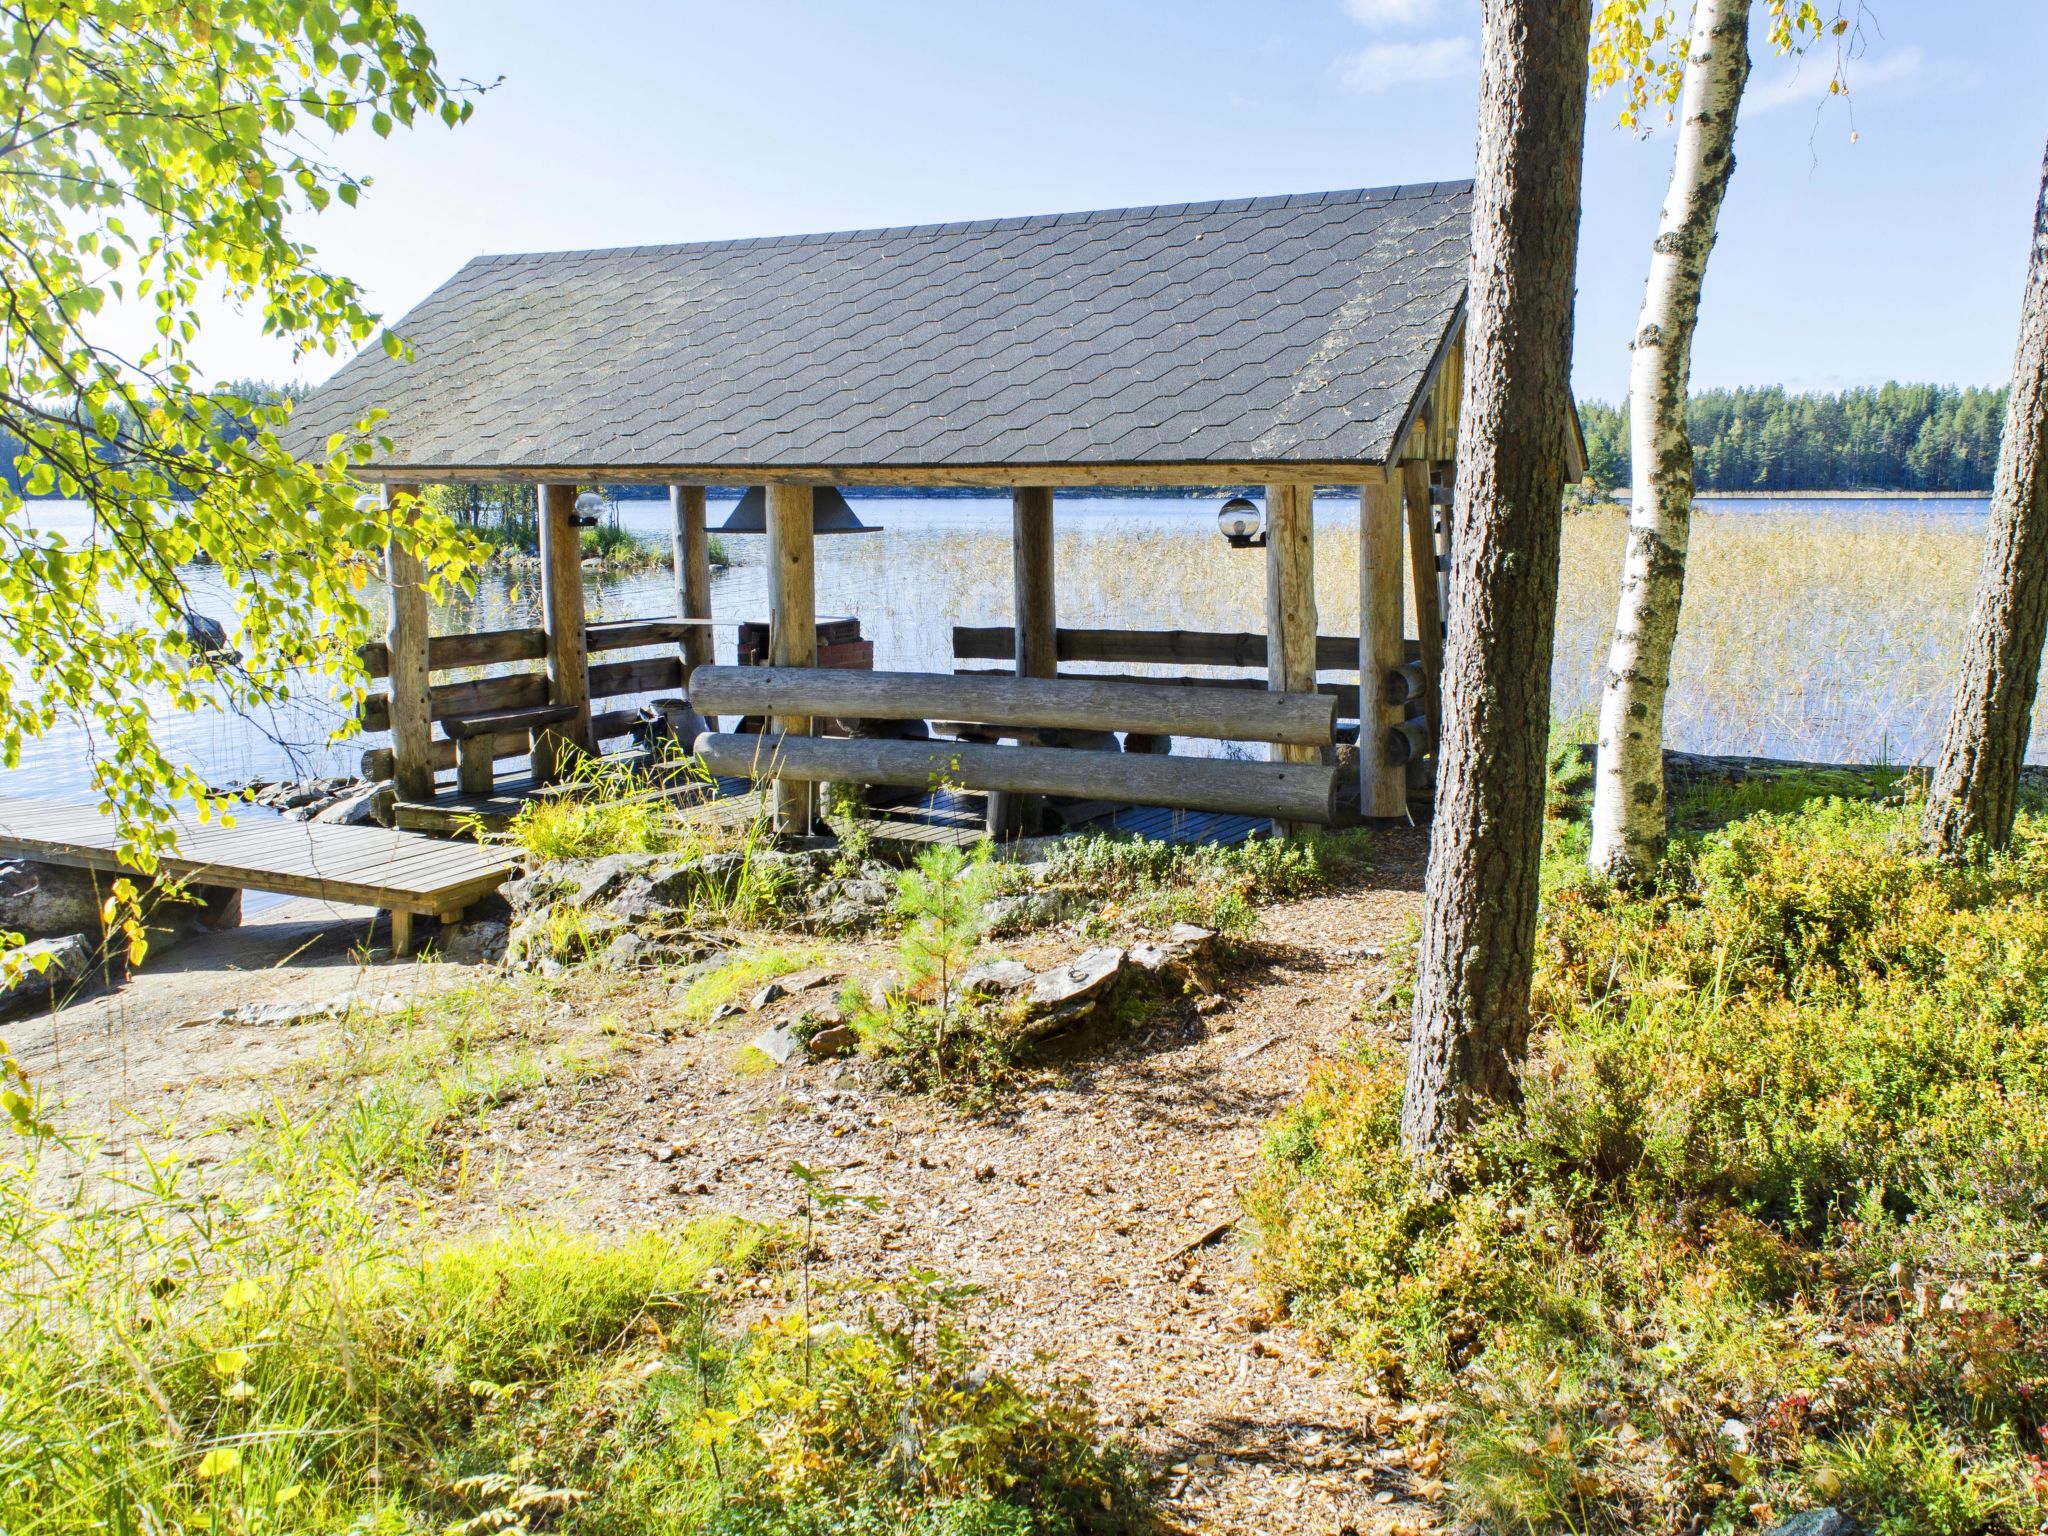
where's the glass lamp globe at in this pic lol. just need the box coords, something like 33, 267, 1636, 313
574, 491, 607, 519
1216, 495, 1263, 543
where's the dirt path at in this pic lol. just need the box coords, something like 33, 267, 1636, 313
15, 832, 1437, 1534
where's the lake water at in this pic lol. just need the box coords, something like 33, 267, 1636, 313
0, 491, 2011, 812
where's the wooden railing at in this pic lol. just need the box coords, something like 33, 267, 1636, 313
359, 617, 706, 785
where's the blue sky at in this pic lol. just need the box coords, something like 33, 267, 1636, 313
233, 0, 2047, 405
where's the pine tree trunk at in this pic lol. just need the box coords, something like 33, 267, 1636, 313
1588, 0, 1752, 881
1924, 140, 2048, 860
1402, 0, 1592, 1168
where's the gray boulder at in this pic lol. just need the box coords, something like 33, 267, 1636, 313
1017, 946, 1126, 1037
0, 862, 113, 939
1766, 1512, 1858, 1536
0, 934, 92, 1011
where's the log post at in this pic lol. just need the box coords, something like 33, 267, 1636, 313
382, 482, 435, 804
1359, 471, 1408, 818
1403, 458, 1445, 742
535, 483, 594, 781
1264, 482, 1319, 767
766, 483, 817, 834
671, 485, 716, 682
999, 486, 1056, 836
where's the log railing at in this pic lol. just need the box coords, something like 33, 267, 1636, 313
689, 666, 1340, 822
359, 617, 710, 787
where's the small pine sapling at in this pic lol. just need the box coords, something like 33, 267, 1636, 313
894, 844, 995, 1068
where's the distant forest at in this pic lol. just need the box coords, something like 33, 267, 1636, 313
3, 379, 2008, 499
1580, 383, 2007, 493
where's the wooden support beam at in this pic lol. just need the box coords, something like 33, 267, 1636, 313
671, 485, 716, 682
1264, 483, 1319, 783
954, 667, 1367, 720
766, 483, 817, 834
953, 625, 1376, 672
382, 482, 434, 803
1403, 458, 1445, 742
699, 732, 1340, 826
689, 666, 1338, 747
1005, 487, 1056, 836
1359, 473, 1408, 818
536, 483, 594, 780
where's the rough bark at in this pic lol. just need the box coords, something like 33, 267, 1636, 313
1923, 142, 2048, 860
1402, 0, 1591, 1168
1589, 0, 1752, 881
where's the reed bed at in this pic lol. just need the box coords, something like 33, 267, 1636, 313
797, 505, 1998, 765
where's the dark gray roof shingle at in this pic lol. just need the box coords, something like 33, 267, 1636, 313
288, 181, 1471, 477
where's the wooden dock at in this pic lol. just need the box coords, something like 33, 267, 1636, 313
0, 797, 518, 956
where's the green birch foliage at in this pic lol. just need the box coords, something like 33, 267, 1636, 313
0, 0, 481, 863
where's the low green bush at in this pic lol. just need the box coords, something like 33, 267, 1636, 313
1248, 796, 2048, 1535
1041, 827, 1370, 933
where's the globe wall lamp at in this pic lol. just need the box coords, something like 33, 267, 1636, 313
1217, 495, 1265, 550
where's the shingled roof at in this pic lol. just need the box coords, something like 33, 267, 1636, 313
289, 181, 1475, 484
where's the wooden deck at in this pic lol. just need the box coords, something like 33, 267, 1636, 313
0, 797, 518, 956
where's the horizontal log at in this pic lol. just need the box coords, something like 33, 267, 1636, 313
361, 654, 686, 732
954, 626, 1418, 672
590, 654, 684, 700
360, 626, 547, 679
699, 732, 1338, 825
955, 668, 1363, 721
358, 618, 707, 679
690, 666, 1336, 747
592, 707, 642, 743
442, 703, 577, 740
588, 617, 711, 652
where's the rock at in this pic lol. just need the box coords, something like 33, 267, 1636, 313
440, 919, 509, 966
0, 934, 91, 1010
1717, 1419, 1751, 1455
0, 861, 114, 938
1765, 1513, 1858, 1536
311, 781, 390, 826
959, 959, 1033, 997
1019, 946, 1126, 1035
805, 1025, 859, 1058
750, 979, 788, 1011
805, 876, 893, 934
708, 1001, 745, 1025
751, 1022, 803, 1065
179, 991, 408, 1030
779, 969, 844, 995
983, 890, 1072, 935
181, 610, 240, 666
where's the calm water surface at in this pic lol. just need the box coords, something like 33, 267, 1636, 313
0, 492, 2003, 809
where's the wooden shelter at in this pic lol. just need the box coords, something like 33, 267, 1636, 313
288, 181, 1583, 835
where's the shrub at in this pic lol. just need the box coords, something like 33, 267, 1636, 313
0, 1112, 1148, 1536
1041, 827, 1370, 933
1248, 797, 2048, 1535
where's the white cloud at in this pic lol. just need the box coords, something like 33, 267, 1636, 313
1343, 0, 1438, 24
1747, 46, 1923, 114
1336, 36, 1475, 95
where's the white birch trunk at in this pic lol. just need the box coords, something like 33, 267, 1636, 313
1588, 0, 1753, 880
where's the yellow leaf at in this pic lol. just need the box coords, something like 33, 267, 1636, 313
212, 1347, 252, 1378
219, 1277, 266, 1312
194, 1447, 242, 1479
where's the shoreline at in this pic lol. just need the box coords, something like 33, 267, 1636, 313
1691, 489, 1987, 500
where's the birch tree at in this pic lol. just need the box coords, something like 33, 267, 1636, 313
1922, 142, 2048, 861
1586, 1, 1857, 880
1401, 0, 1592, 1168
0, 1, 481, 865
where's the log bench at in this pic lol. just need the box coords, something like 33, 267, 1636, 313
442, 704, 580, 793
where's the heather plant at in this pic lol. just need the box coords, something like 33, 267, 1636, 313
1249, 790, 2048, 1535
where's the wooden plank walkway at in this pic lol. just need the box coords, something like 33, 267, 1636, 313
0, 797, 518, 956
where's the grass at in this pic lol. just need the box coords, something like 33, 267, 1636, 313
0, 1083, 1148, 1535
1034, 826, 1371, 934
1248, 780, 2048, 1535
